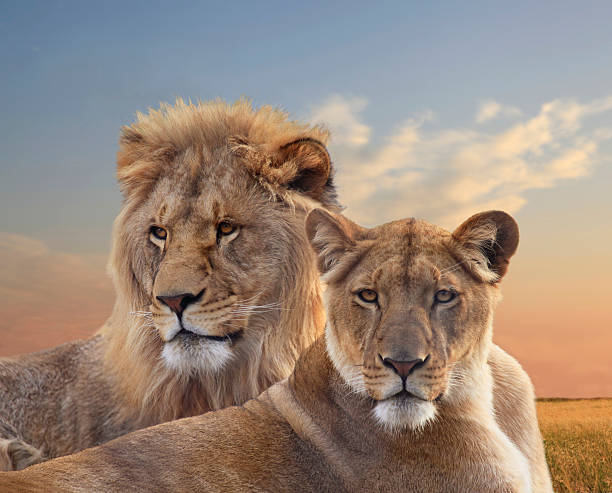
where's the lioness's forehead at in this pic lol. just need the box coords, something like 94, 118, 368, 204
355, 219, 457, 280
364, 219, 451, 255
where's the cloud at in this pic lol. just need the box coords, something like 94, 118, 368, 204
312, 95, 612, 229
309, 94, 371, 147
475, 100, 522, 123
0, 234, 114, 356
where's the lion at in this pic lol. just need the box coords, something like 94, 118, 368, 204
0, 210, 553, 493
0, 99, 340, 470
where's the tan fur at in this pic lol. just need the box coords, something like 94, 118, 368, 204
0, 211, 552, 492
0, 99, 338, 470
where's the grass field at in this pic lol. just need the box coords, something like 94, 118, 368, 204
537, 398, 611, 493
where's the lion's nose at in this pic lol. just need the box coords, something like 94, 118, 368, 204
157, 289, 205, 317
382, 356, 428, 380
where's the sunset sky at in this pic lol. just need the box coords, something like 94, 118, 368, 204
1, 1, 611, 397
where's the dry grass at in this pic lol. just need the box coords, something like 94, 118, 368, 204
537, 398, 612, 493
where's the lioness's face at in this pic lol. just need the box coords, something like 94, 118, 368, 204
306, 209, 518, 431
116, 143, 326, 375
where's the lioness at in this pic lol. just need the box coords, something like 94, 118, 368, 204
0, 99, 339, 470
0, 210, 551, 492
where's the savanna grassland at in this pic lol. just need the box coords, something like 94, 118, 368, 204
537, 398, 611, 493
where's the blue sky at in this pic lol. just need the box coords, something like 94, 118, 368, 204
2, 1, 612, 250
1, 1, 611, 394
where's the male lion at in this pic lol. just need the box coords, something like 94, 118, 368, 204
0, 210, 553, 492
0, 99, 339, 470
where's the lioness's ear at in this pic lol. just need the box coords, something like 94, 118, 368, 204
452, 210, 519, 283
306, 209, 357, 281
275, 138, 334, 204
116, 126, 175, 198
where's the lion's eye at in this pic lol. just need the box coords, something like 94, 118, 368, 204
150, 226, 167, 241
218, 221, 236, 236
435, 289, 456, 303
358, 289, 378, 303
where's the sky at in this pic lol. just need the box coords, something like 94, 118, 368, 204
1, 1, 611, 397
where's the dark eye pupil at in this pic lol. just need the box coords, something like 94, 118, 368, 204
219, 222, 234, 234
359, 290, 377, 302
436, 290, 454, 302
151, 227, 166, 240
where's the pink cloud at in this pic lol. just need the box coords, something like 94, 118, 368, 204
0, 234, 114, 356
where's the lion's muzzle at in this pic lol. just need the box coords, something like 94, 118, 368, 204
157, 288, 206, 317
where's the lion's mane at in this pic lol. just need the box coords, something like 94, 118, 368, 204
101, 99, 336, 425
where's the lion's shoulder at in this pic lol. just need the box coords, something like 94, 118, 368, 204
0, 336, 101, 388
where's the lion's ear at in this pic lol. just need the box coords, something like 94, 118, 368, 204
274, 138, 334, 204
116, 126, 175, 198
306, 209, 359, 281
452, 210, 519, 283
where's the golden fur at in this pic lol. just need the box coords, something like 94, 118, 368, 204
0, 99, 337, 470
103, 98, 336, 423
0, 210, 552, 492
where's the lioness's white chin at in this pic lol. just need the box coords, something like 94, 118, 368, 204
160, 337, 235, 375
373, 395, 437, 432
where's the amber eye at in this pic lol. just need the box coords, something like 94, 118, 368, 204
358, 289, 378, 303
218, 221, 236, 236
150, 226, 167, 241
435, 289, 456, 303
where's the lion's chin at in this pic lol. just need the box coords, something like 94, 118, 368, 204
372, 393, 437, 432
160, 337, 235, 375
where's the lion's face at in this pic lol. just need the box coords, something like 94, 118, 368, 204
109, 101, 337, 378
127, 159, 296, 373
306, 209, 519, 431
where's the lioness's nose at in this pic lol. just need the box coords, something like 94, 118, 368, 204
157, 289, 204, 317
382, 356, 428, 380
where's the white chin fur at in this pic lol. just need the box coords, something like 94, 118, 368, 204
161, 340, 234, 375
373, 398, 437, 432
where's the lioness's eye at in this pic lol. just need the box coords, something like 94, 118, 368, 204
218, 221, 236, 236
358, 289, 378, 303
150, 226, 167, 241
435, 289, 456, 303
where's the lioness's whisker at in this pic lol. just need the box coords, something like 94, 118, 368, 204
440, 262, 464, 275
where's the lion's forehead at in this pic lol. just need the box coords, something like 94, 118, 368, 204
149, 165, 271, 228
157, 157, 252, 197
